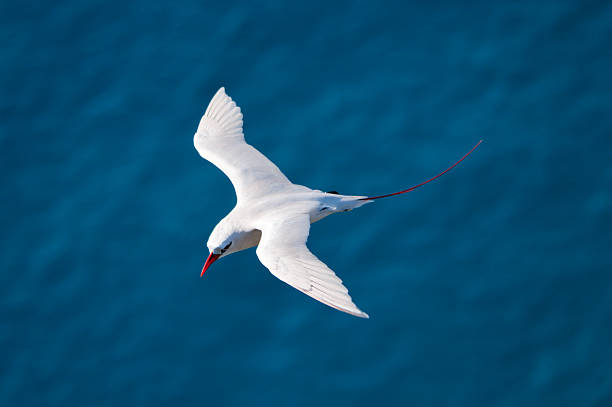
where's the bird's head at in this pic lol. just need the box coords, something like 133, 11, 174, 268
200, 220, 240, 276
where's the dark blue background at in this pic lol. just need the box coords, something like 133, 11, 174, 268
2, 1, 611, 405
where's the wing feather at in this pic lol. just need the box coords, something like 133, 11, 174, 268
256, 214, 369, 318
194, 87, 300, 202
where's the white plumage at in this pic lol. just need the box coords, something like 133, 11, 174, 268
194, 87, 481, 319
194, 87, 370, 318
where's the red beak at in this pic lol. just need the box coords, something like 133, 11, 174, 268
201, 253, 220, 277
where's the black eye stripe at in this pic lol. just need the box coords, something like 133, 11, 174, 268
220, 241, 232, 254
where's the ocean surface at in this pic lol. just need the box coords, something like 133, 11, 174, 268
2, 1, 611, 406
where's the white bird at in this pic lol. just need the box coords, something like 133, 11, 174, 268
194, 87, 481, 318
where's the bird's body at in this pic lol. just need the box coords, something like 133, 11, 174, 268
209, 191, 371, 255
194, 87, 481, 318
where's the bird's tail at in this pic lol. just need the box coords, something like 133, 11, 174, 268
359, 140, 482, 201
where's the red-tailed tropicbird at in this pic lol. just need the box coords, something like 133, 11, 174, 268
194, 87, 481, 318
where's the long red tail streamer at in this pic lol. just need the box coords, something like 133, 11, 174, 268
360, 140, 483, 201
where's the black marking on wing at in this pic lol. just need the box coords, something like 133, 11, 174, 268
327, 191, 339, 194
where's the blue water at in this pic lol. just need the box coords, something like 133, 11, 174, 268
2, 1, 612, 405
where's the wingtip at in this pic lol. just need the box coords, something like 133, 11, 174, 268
198, 86, 244, 138
212, 86, 227, 100
343, 306, 370, 319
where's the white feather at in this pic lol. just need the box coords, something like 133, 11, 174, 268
195, 87, 369, 318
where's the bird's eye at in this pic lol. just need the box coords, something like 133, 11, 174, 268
220, 242, 232, 254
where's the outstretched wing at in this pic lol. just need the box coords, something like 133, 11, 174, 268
256, 214, 369, 318
194, 87, 299, 203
